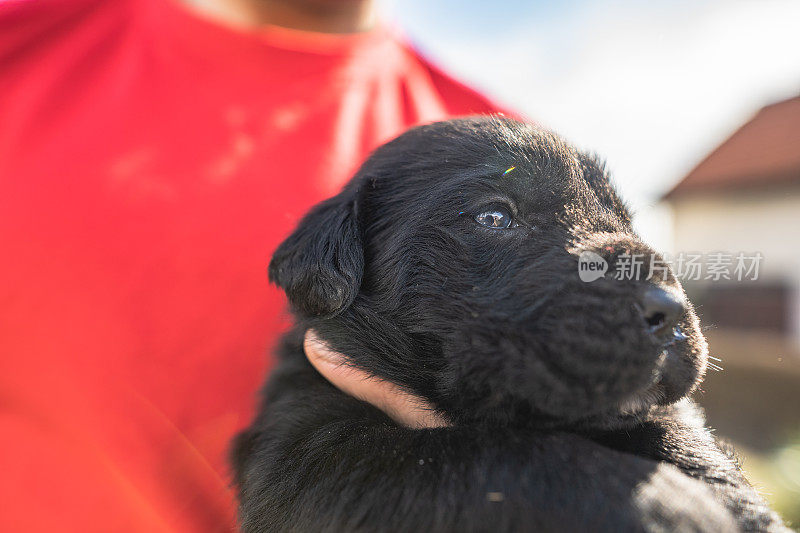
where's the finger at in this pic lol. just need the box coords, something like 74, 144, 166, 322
303, 329, 449, 429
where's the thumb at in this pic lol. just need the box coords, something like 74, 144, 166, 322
303, 329, 449, 429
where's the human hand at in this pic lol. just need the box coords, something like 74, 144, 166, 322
303, 329, 449, 429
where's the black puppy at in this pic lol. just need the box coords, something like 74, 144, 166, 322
232, 117, 787, 532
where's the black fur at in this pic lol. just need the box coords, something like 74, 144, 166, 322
233, 117, 788, 532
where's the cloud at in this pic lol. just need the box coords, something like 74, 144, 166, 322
388, 0, 800, 246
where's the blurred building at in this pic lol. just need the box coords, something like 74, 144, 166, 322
663, 95, 800, 350
661, 93, 800, 440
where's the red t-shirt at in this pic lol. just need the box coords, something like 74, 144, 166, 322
0, 0, 508, 531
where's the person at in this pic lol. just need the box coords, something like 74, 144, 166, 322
0, 0, 510, 530
304, 330, 449, 428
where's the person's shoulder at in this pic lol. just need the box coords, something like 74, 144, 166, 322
395, 39, 518, 118
422, 59, 507, 115
0, 0, 137, 61
0, 0, 131, 29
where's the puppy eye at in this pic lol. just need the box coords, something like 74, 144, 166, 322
475, 207, 513, 229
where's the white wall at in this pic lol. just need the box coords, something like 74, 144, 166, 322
669, 189, 800, 344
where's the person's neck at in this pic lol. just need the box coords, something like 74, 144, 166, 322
185, 0, 377, 34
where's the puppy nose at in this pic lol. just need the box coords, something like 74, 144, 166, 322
639, 287, 685, 338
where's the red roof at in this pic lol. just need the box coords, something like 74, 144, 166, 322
664, 95, 800, 199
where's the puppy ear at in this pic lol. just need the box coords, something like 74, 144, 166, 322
268, 188, 363, 317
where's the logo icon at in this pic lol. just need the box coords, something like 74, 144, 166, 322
578, 251, 608, 282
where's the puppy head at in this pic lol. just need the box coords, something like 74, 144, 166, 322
270, 117, 708, 429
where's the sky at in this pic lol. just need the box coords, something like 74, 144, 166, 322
383, 0, 800, 249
